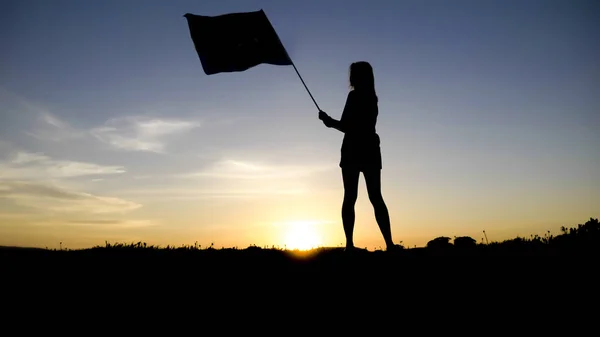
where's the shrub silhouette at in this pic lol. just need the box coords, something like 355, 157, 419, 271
426, 236, 452, 249
454, 236, 477, 249
552, 217, 599, 252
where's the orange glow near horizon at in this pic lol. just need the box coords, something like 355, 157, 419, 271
281, 220, 324, 250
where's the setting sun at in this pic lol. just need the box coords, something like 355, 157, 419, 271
282, 220, 323, 250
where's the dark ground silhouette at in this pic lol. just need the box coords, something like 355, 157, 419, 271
3, 218, 598, 272
2, 218, 597, 325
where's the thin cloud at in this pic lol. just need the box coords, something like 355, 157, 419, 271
181, 159, 335, 180
0, 180, 142, 214
0, 151, 125, 179
29, 219, 156, 229
0, 89, 84, 142
116, 186, 308, 201
90, 116, 200, 153
1, 89, 200, 151
0, 213, 31, 219
26, 112, 86, 142
65, 219, 157, 229
117, 158, 337, 200
11, 151, 49, 164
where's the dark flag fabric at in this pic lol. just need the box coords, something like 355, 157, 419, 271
183, 9, 293, 75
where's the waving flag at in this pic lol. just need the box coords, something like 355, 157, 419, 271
183, 10, 293, 75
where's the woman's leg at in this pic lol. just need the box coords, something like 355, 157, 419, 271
341, 167, 360, 248
363, 169, 394, 248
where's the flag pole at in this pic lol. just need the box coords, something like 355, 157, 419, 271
264, 10, 320, 111
289, 61, 321, 111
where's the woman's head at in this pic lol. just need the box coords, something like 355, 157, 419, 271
349, 61, 375, 92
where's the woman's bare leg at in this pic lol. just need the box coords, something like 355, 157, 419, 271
341, 168, 360, 248
364, 169, 394, 248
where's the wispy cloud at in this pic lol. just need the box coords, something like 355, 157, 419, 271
0, 90, 85, 142
26, 112, 86, 142
26, 219, 157, 229
65, 219, 156, 229
113, 158, 335, 200
1, 89, 202, 153
0, 151, 125, 180
90, 116, 200, 153
0, 180, 142, 214
10, 151, 49, 164
0, 213, 31, 220
116, 186, 308, 201
180, 159, 334, 180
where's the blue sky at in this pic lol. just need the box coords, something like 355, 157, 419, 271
0, 0, 598, 249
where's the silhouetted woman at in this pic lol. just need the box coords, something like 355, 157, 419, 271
319, 61, 397, 251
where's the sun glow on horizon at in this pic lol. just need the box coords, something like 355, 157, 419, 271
282, 220, 324, 250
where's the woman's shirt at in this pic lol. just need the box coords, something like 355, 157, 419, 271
339, 89, 379, 146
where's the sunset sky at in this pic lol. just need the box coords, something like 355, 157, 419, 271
1, 0, 598, 250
